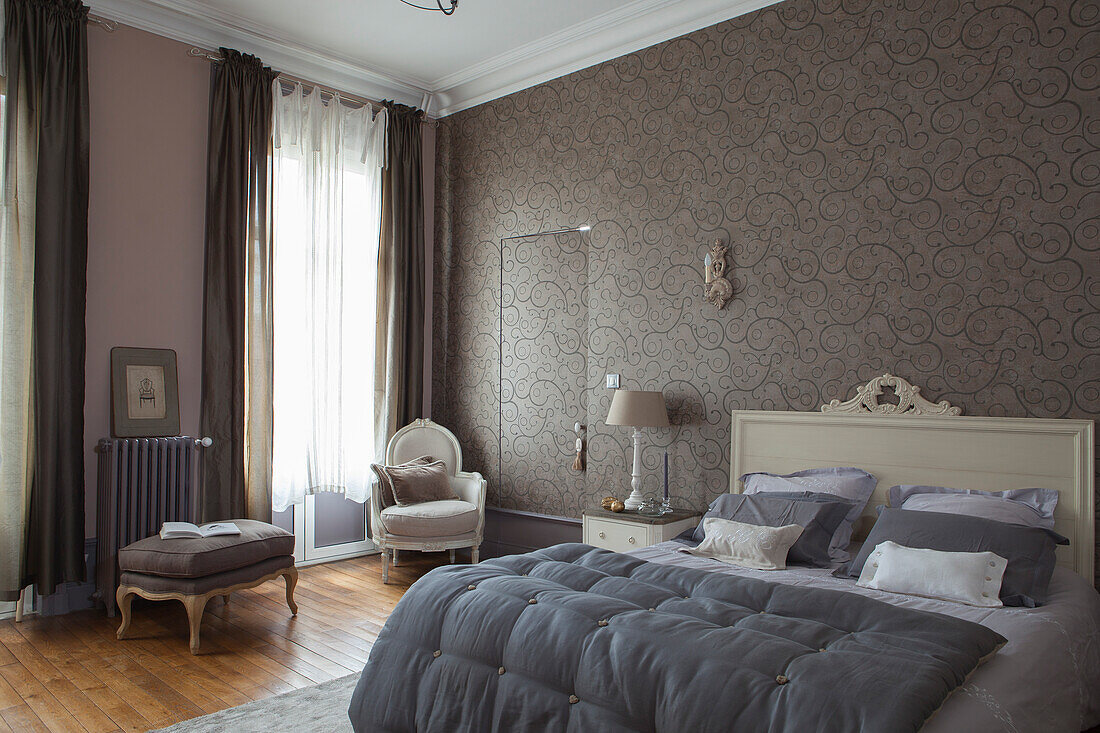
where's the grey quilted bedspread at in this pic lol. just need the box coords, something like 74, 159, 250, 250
349, 544, 1005, 733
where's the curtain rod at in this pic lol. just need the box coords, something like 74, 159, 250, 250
186, 46, 436, 122
187, 46, 378, 109
87, 14, 118, 32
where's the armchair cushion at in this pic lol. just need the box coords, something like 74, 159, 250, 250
380, 500, 479, 538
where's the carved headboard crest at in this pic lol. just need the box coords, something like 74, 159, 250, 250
820, 374, 962, 416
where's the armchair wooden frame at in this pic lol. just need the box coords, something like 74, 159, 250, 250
370, 419, 487, 583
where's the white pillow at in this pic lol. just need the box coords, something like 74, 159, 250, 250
684, 517, 804, 570
856, 540, 1008, 607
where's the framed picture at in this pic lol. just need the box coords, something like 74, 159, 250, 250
110, 347, 181, 437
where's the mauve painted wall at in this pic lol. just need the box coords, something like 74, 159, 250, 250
84, 26, 209, 538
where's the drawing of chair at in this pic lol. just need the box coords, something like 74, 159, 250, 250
138, 378, 156, 407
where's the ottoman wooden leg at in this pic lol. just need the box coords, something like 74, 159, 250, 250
116, 587, 135, 640
283, 567, 298, 615
183, 594, 210, 655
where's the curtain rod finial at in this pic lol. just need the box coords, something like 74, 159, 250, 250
88, 15, 118, 32
188, 46, 223, 62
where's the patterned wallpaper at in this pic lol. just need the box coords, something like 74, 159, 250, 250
500, 231, 589, 512
432, 0, 1100, 567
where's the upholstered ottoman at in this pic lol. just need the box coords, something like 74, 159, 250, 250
115, 520, 297, 654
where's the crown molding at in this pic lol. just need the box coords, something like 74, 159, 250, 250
85, 0, 429, 108
86, 0, 779, 118
431, 0, 782, 116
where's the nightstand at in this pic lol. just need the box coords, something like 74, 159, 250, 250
582, 507, 700, 553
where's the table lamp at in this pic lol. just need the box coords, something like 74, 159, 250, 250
605, 389, 670, 511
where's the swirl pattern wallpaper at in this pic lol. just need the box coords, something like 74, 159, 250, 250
500, 231, 590, 512
432, 0, 1100, 569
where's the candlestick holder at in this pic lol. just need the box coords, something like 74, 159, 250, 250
661, 451, 672, 514
637, 495, 665, 517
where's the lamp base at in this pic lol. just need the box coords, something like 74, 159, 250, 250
623, 426, 646, 511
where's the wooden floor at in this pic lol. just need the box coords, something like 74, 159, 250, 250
0, 551, 453, 732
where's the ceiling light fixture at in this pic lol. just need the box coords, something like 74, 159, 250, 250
398, 0, 458, 14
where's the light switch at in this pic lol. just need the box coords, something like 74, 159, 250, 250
606, 374, 620, 389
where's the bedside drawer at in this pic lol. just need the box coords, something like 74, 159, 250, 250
583, 511, 699, 553
584, 517, 649, 552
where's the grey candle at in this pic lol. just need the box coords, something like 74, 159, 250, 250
663, 452, 669, 501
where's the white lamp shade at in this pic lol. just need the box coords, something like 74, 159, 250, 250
606, 390, 669, 427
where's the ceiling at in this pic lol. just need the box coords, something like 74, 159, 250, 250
87, 0, 779, 116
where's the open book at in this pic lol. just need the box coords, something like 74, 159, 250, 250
160, 522, 241, 540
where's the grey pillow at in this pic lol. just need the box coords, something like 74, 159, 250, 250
691, 493, 852, 567
762, 491, 860, 562
888, 485, 1058, 530
387, 460, 456, 506
370, 456, 446, 507
741, 467, 877, 562
371, 455, 433, 507
836, 508, 1069, 607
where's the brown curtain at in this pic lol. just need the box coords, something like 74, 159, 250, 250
200, 49, 277, 522
4, 0, 91, 596
375, 102, 425, 455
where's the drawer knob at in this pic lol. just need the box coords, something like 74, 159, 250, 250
598, 531, 606, 539
628, 536, 636, 544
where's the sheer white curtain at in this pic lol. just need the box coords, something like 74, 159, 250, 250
270, 81, 387, 512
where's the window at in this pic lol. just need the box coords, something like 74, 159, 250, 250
270, 84, 386, 515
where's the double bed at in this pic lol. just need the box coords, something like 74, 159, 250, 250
630, 544, 1098, 731
350, 380, 1099, 732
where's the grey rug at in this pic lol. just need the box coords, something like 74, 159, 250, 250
155, 673, 358, 732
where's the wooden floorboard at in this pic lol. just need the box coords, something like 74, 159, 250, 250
0, 551, 450, 732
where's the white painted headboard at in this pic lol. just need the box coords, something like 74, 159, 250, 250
729, 377, 1095, 582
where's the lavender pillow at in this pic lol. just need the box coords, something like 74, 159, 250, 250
741, 467, 877, 563
888, 485, 1058, 530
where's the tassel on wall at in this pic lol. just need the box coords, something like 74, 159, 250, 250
572, 422, 586, 471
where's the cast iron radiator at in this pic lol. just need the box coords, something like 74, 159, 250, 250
94, 436, 210, 616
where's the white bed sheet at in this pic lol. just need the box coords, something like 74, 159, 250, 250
631, 542, 1100, 733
